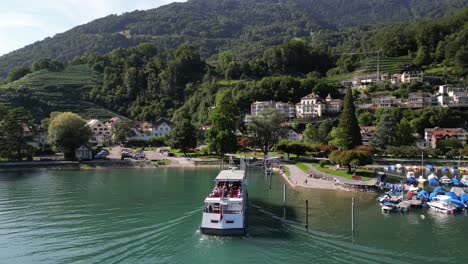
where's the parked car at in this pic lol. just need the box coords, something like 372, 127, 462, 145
97, 150, 109, 157
121, 152, 135, 160
99, 149, 110, 154
163, 151, 175, 157
121, 148, 132, 153
95, 153, 109, 160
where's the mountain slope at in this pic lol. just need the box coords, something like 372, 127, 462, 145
0, 0, 467, 77
0, 64, 119, 120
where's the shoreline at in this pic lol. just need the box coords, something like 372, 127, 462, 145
0, 160, 224, 171
278, 164, 379, 193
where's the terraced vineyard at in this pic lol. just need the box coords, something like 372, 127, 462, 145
0, 64, 119, 120
325, 56, 413, 83
354, 56, 413, 75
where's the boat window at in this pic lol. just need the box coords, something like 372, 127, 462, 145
210, 220, 219, 223
226, 220, 234, 224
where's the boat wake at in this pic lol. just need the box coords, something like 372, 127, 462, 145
248, 203, 448, 264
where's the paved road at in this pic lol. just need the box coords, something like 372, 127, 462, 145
282, 163, 335, 190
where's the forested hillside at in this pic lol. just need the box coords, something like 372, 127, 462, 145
1, 6, 467, 123
0, 0, 466, 78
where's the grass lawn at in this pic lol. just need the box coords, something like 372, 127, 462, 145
425, 66, 455, 74
283, 166, 291, 176
310, 163, 374, 181
295, 162, 310, 172
154, 160, 172, 166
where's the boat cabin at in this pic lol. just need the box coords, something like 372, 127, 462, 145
204, 169, 245, 215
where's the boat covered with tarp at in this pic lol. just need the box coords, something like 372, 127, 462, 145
459, 194, 468, 203
417, 190, 430, 200
426, 165, 434, 172
452, 176, 461, 186
449, 199, 466, 209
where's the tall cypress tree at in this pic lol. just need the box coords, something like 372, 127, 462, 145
337, 87, 362, 149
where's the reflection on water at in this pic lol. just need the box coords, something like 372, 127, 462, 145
0, 168, 467, 263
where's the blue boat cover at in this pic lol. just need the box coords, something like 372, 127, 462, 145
429, 178, 440, 186
452, 177, 461, 186
390, 165, 396, 170
449, 199, 466, 208
432, 186, 443, 194
460, 194, 468, 203
441, 166, 448, 171
445, 192, 459, 199
417, 190, 429, 199
426, 165, 434, 169
407, 177, 417, 184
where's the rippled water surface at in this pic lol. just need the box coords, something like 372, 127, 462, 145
0, 168, 467, 264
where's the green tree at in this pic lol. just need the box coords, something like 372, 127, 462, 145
414, 46, 432, 65
248, 109, 285, 161
436, 138, 463, 153
358, 111, 373, 126
329, 150, 372, 173
0, 108, 34, 161
112, 120, 136, 145
0, 103, 8, 120
395, 118, 415, 146
334, 87, 362, 149
206, 90, 238, 157
48, 112, 92, 160
32, 58, 64, 72
7, 66, 31, 82
371, 112, 397, 147
303, 123, 319, 144
167, 116, 197, 157
303, 120, 334, 145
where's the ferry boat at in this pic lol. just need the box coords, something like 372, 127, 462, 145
200, 168, 247, 236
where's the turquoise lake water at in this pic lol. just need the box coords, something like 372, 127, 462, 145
0, 168, 467, 263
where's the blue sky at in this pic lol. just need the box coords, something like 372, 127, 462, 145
0, 0, 185, 56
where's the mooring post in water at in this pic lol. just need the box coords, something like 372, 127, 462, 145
283, 183, 286, 218
351, 196, 355, 234
400, 180, 404, 201
269, 173, 272, 190
305, 200, 309, 229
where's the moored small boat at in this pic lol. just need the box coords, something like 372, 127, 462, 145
461, 175, 468, 186
417, 176, 427, 184
427, 195, 458, 214
440, 176, 452, 185
381, 202, 397, 213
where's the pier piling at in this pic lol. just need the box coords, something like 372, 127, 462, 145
283, 184, 286, 218
305, 200, 309, 230
351, 196, 355, 234
269, 173, 272, 190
